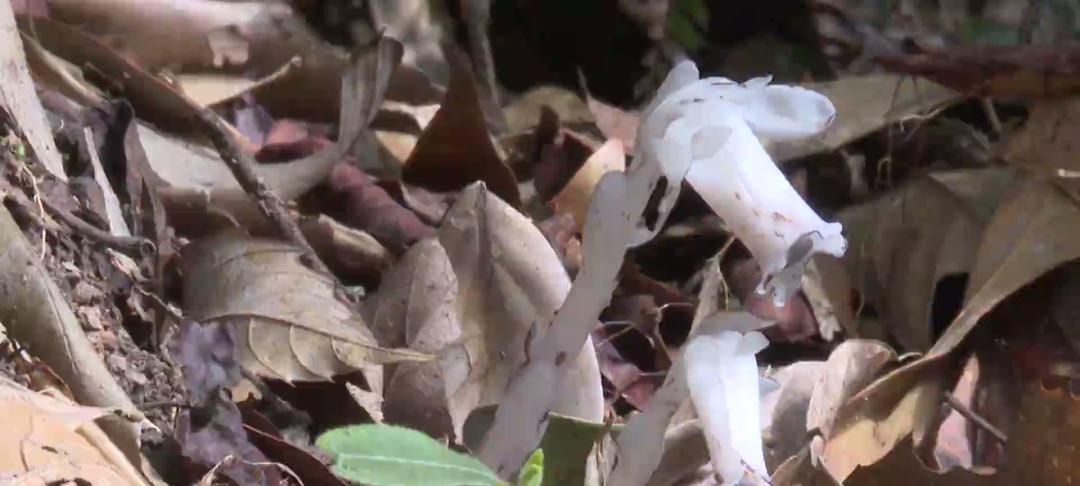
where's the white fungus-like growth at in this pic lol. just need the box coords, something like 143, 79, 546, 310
638, 61, 847, 306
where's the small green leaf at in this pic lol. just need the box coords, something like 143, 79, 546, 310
516, 449, 543, 486
317, 424, 505, 486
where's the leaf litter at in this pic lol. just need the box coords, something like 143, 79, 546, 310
0, 1, 1079, 486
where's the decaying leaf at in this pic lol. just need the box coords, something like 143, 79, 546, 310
181, 229, 430, 384
367, 183, 607, 447
0, 376, 149, 485
838, 168, 1016, 350
822, 173, 1080, 482
403, 56, 521, 207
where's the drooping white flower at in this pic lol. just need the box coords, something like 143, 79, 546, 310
637, 61, 847, 305
684, 330, 771, 485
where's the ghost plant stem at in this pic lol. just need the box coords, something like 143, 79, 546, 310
476, 59, 844, 481
476, 139, 678, 477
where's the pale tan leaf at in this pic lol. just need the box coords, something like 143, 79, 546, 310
783, 74, 960, 161
0, 377, 149, 486
437, 183, 604, 437
552, 139, 626, 230
181, 230, 430, 384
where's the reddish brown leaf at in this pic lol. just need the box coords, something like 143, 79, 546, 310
327, 162, 436, 254
402, 55, 521, 207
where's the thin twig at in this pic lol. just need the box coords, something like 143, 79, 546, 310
980, 97, 1003, 136
41, 199, 155, 256
190, 107, 333, 278
944, 393, 1008, 443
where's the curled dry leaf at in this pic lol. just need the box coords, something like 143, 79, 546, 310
369, 183, 605, 444
838, 168, 1016, 350
0, 377, 149, 486
822, 174, 1080, 482
181, 229, 431, 384
760, 361, 826, 470
403, 56, 521, 207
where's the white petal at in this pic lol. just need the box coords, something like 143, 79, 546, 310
685, 332, 771, 485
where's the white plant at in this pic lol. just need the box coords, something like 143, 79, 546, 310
610, 61, 846, 486
684, 331, 771, 484
640, 63, 847, 306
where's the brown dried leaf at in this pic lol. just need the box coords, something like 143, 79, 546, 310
403, 57, 521, 207
789, 75, 960, 161
837, 168, 1016, 350
326, 163, 436, 255
807, 340, 897, 437
822, 174, 1080, 482
379, 183, 604, 440
0, 377, 149, 485
181, 230, 430, 384
441, 183, 603, 430
368, 239, 460, 439
1001, 98, 1080, 198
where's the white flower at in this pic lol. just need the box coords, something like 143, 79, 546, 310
684, 331, 771, 485
638, 61, 846, 305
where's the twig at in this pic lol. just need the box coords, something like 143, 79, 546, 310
979, 97, 1002, 136
41, 199, 155, 257
190, 107, 333, 278
944, 393, 1008, 443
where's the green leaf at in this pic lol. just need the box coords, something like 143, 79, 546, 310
464, 406, 621, 486
516, 449, 543, 486
316, 424, 506, 486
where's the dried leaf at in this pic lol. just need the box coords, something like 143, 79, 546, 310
822, 174, 1080, 482
403, 57, 521, 207
1001, 98, 1080, 198
806, 340, 897, 437
181, 230, 430, 383
326, 163, 436, 255
551, 139, 626, 230
588, 97, 640, 153
837, 168, 1016, 350
504, 86, 594, 134
0, 377, 148, 485
369, 239, 459, 439
787, 75, 960, 161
